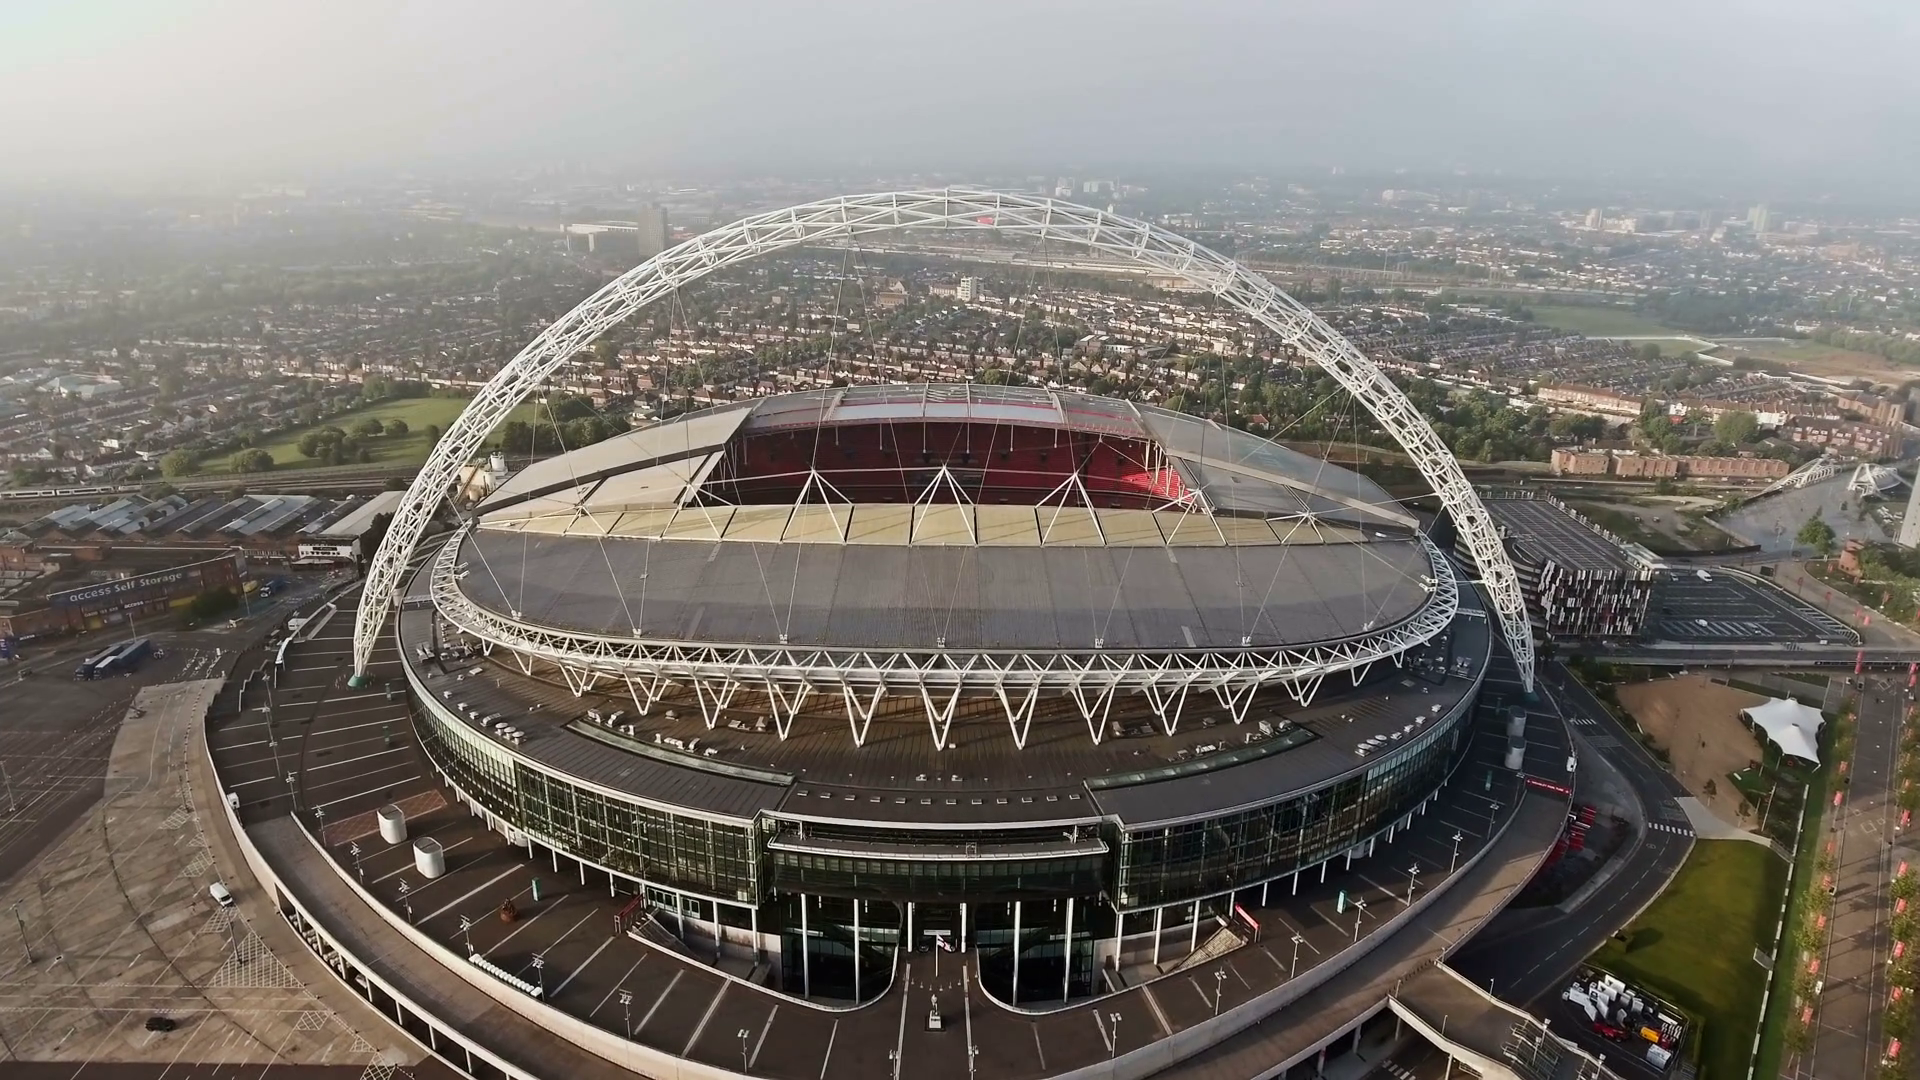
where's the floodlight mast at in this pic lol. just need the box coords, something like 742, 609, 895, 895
349, 190, 1533, 692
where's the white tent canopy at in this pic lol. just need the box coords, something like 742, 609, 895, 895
1741, 697, 1825, 763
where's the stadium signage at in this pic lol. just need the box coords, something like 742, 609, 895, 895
50, 567, 192, 607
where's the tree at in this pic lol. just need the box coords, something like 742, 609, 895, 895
357, 512, 394, 570
424, 423, 441, 442
230, 448, 274, 473
1797, 515, 1837, 556
354, 417, 386, 438
384, 418, 409, 437
297, 430, 327, 458
188, 587, 239, 620
1715, 410, 1760, 445
160, 450, 198, 478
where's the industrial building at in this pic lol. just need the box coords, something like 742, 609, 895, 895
0, 489, 396, 640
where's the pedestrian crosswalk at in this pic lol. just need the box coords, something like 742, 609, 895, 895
1648, 822, 1693, 836
1568, 715, 1598, 728
1377, 1061, 1418, 1080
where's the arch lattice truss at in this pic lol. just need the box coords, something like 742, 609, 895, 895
352, 190, 1534, 702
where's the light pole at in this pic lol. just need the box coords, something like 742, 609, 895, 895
1, 760, 15, 813
1404, 863, 1422, 907
738, 1027, 752, 1073
1213, 969, 1226, 1016
619, 990, 634, 1039
1289, 933, 1304, 979
459, 915, 474, 954
531, 952, 546, 997
350, 841, 363, 881
1351, 898, 1367, 941
1109, 1012, 1122, 1060
398, 878, 412, 923
12, 902, 30, 964
285, 771, 299, 813
1450, 831, 1464, 872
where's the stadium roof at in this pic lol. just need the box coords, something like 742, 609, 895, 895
459, 387, 1436, 654
479, 384, 1415, 531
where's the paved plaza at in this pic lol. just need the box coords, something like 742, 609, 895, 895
0, 679, 414, 1073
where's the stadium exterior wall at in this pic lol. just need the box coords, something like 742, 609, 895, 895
203, 671, 1522, 1080
398, 599, 1490, 1004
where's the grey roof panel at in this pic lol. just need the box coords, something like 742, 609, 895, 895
458, 529, 1432, 652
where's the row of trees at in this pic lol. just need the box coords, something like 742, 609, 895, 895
1807, 325, 1920, 369
492, 395, 630, 456
1784, 707, 1853, 1060
1885, 720, 1920, 1079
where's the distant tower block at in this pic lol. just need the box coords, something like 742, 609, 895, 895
1900, 475, 1920, 548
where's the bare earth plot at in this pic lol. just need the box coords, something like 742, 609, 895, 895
0, 680, 401, 1071
1617, 675, 1767, 828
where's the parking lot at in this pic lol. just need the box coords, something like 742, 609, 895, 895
1648, 570, 1855, 645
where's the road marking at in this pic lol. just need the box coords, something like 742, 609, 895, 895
305, 746, 411, 773
312, 770, 423, 810
637, 970, 682, 1033
819, 1020, 839, 1079
588, 954, 648, 1019
749, 1005, 776, 1069
492, 896, 570, 954
367, 838, 473, 885
419, 865, 523, 924
683, 981, 727, 1056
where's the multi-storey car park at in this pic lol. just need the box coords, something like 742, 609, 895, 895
1474, 492, 1657, 642
198, 192, 1603, 1080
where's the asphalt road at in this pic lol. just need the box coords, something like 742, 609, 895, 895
1576, 644, 1916, 670
0, 575, 336, 887
1448, 660, 1694, 1021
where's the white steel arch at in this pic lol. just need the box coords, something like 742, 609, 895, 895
351, 190, 1534, 691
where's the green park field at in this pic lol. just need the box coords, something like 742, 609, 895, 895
1589, 840, 1785, 1080
1527, 304, 1680, 338
206, 396, 472, 474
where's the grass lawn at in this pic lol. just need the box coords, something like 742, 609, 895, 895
1528, 304, 1687, 339
1590, 840, 1787, 1080
1753, 765, 1828, 1080
1712, 338, 1913, 382
207, 397, 473, 474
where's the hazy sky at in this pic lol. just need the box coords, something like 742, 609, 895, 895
4, 0, 1916, 189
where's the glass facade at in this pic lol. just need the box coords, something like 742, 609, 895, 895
406, 644, 1480, 1008
1112, 704, 1468, 909
411, 687, 760, 903
769, 845, 1105, 903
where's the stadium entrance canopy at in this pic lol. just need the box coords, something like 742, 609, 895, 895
1741, 697, 1824, 763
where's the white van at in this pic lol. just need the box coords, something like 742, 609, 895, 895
209, 881, 235, 908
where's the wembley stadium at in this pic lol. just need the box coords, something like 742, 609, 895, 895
240, 190, 1577, 1080
396, 381, 1493, 1005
